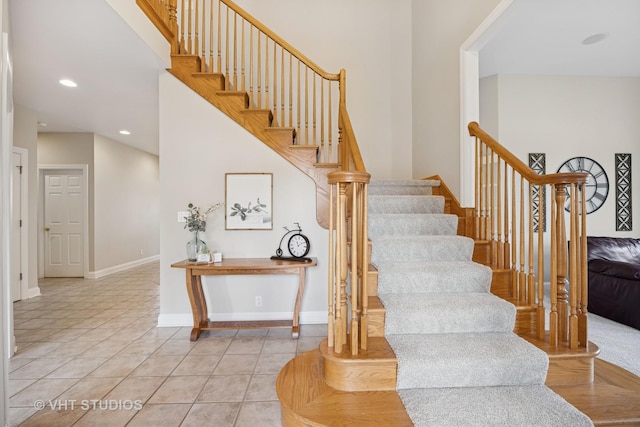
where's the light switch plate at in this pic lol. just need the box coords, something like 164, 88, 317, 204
178, 211, 188, 223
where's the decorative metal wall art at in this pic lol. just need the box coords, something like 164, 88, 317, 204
529, 153, 546, 232
615, 153, 632, 231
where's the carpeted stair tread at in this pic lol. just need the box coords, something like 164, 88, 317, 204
368, 195, 444, 214
380, 293, 516, 335
375, 260, 492, 294
388, 332, 549, 389
369, 179, 440, 195
371, 235, 475, 263
368, 213, 458, 237
399, 385, 594, 427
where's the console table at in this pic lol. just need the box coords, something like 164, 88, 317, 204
171, 257, 317, 341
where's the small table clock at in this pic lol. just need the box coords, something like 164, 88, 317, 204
271, 223, 312, 262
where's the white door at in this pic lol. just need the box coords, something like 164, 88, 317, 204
44, 172, 84, 277
11, 152, 22, 301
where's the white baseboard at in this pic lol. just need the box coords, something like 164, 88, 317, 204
88, 255, 160, 279
157, 311, 327, 327
24, 287, 41, 299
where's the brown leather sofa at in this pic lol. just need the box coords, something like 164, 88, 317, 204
587, 236, 640, 330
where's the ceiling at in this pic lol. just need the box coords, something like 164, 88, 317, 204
10, 0, 640, 157
10, 0, 166, 155
479, 0, 640, 78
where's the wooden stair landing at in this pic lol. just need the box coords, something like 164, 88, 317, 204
277, 349, 640, 427
277, 349, 412, 427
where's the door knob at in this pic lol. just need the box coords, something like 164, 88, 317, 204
45, 227, 50, 231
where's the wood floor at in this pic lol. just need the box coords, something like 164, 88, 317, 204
277, 350, 640, 426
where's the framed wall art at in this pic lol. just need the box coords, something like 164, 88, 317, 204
225, 173, 273, 230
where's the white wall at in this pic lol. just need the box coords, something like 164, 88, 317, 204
38, 132, 161, 275
412, 0, 503, 198
480, 74, 640, 238
12, 105, 38, 293
234, 0, 413, 180
159, 73, 327, 325
94, 135, 160, 272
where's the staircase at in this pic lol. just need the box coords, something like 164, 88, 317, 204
278, 179, 593, 426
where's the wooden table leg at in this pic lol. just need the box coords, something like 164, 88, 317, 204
291, 267, 306, 339
185, 270, 208, 341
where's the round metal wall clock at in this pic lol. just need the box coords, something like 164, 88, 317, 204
556, 156, 609, 214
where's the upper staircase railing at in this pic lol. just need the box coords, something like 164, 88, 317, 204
138, 0, 370, 355
137, 0, 341, 162
468, 122, 589, 349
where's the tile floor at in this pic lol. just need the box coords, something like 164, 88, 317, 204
9, 261, 327, 426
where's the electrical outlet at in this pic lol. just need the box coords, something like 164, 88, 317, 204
139, 249, 144, 255
255, 296, 262, 307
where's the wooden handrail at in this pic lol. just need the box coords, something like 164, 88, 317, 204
468, 121, 590, 350
217, 0, 339, 81
468, 122, 587, 186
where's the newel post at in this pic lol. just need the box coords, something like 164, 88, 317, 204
553, 184, 570, 345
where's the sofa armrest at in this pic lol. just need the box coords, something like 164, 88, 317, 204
589, 259, 640, 280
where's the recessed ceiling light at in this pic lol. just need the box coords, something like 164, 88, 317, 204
581, 33, 609, 45
59, 79, 78, 87
119, 130, 131, 135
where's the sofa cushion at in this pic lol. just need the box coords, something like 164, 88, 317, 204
587, 236, 640, 263
589, 259, 640, 280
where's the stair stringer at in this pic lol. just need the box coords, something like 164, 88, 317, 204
168, 54, 339, 229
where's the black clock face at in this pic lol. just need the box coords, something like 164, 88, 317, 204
288, 233, 310, 258
557, 156, 608, 214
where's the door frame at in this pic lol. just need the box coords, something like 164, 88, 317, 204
38, 164, 89, 278
11, 147, 28, 301
459, 0, 513, 206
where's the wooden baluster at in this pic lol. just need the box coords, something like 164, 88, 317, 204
578, 186, 588, 346
249, 26, 254, 105
321, 79, 326, 155
537, 183, 546, 339
297, 61, 301, 144
312, 74, 317, 144
305, 66, 309, 145
257, 32, 261, 108
350, 182, 359, 355
288, 56, 293, 130
496, 158, 503, 269
569, 183, 579, 349
503, 163, 510, 269
511, 169, 518, 297
225, 7, 229, 87
281, 49, 285, 127
208, 0, 214, 72
474, 138, 480, 240
264, 38, 270, 112
216, 1, 221, 75
232, 11, 237, 89
489, 150, 498, 267
328, 81, 333, 160
549, 185, 559, 346
273, 43, 277, 123
194, 0, 200, 69
328, 184, 335, 348
527, 183, 535, 305
179, 0, 186, 53
168, 0, 179, 54
360, 182, 369, 350
481, 144, 487, 240
187, 0, 192, 53
240, 20, 245, 91
519, 175, 526, 302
